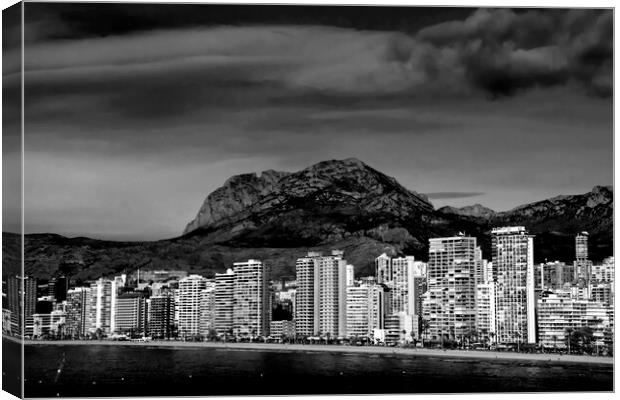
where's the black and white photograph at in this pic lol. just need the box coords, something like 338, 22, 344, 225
0, 0, 615, 398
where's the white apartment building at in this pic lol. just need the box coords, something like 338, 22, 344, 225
232, 260, 270, 337
89, 277, 121, 335
295, 251, 347, 337
537, 292, 614, 349
178, 274, 208, 337
492, 226, 536, 344
475, 283, 496, 342
345, 284, 384, 338
423, 235, 477, 342
214, 269, 235, 335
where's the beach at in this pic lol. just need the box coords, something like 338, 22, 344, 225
19, 337, 613, 365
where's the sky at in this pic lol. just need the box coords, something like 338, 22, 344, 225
1, 3, 613, 241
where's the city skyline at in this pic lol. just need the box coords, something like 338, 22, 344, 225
7, 228, 613, 346
2, 4, 613, 240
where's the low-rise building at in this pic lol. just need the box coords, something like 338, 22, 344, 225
537, 292, 614, 349
269, 320, 295, 340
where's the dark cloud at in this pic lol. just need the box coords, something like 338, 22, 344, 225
23, 3, 474, 41
414, 8, 612, 97
425, 192, 485, 199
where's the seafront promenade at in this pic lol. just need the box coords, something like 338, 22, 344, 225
14, 336, 613, 365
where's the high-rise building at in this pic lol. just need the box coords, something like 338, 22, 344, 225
390, 256, 426, 315
232, 260, 270, 337
89, 278, 118, 335
214, 269, 235, 335
178, 274, 208, 337
295, 256, 315, 336
423, 234, 477, 342
346, 264, 355, 287
115, 292, 148, 335
66, 287, 90, 338
7, 275, 37, 334
147, 293, 175, 339
200, 284, 216, 336
475, 283, 496, 343
48, 276, 69, 302
492, 226, 536, 344
345, 284, 384, 339
375, 253, 392, 284
574, 232, 591, 284
295, 251, 347, 337
539, 261, 572, 290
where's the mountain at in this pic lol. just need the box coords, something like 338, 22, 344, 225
5, 159, 613, 283
183, 158, 434, 248
438, 204, 497, 220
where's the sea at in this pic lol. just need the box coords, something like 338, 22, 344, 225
14, 341, 614, 397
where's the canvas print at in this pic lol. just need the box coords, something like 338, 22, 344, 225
1, 2, 614, 398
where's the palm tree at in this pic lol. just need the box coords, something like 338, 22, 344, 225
565, 328, 574, 354
420, 319, 431, 347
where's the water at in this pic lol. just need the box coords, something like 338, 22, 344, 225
23, 343, 613, 397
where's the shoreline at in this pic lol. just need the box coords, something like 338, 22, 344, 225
11, 336, 613, 365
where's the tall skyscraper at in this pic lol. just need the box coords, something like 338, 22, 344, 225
89, 278, 117, 335
423, 234, 477, 342
475, 283, 496, 343
200, 284, 216, 336
7, 275, 37, 334
346, 264, 355, 287
232, 260, 270, 337
492, 226, 536, 344
65, 287, 90, 338
147, 293, 175, 339
48, 275, 69, 302
295, 251, 347, 337
345, 284, 384, 338
574, 231, 592, 284
115, 292, 148, 335
178, 274, 208, 337
375, 253, 391, 284
214, 269, 235, 335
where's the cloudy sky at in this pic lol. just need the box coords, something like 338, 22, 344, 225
2, 4, 613, 240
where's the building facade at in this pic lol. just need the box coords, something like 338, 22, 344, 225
147, 293, 175, 339
214, 269, 235, 335
423, 235, 477, 342
65, 287, 90, 338
232, 260, 270, 337
345, 284, 384, 338
89, 278, 117, 336
269, 320, 295, 340
114, 292, 148, 335
537, 292, 614, 349
178, 274, 208, 337
295, 251, 347, 337
492, 226, 536, 344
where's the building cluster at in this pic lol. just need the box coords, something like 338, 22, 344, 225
1, 228, 614, 352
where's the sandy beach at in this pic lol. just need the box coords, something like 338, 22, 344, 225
14, 336, 613, 365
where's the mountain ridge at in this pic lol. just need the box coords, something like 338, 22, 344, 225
5, 159, 613, 283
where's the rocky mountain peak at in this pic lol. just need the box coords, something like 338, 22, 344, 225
182, 158, 434, 238
439, 203, 496, 219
